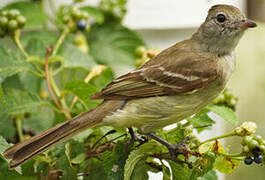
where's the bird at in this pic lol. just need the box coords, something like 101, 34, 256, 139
4, 4, 257, 168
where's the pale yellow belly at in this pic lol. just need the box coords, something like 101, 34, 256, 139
102, 82, 224, 133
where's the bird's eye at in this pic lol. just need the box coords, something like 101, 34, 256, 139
216, 14, 226, 23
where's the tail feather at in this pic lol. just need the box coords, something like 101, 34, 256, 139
3, 100, 123, 168
4, 111, 100, 168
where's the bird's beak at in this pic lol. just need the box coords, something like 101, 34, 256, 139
236, 19, 257, 29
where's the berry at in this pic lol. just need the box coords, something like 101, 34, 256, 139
244, 157, 253, 165
249, 140, 259, 149
252, 146, 261, 155
16, 15, 26, 27
77, 19, 87, 30
71, 8, 82, 19
8, 9, 20, 18
80, 12, 89, 19
0, 16, 8, 27
0, 10, 8, 16
135, 46, 147, 57
254, 154, 263, 164
62, 15, 71, 24
243, 145, 250, 153
243, 136, 252, 145
8, 20, 18, 30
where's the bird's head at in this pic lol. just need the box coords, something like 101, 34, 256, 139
193, 4, 257, 55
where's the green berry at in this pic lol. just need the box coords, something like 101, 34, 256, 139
16, 15, 26, 27
0, 10, 8, 16
80, 12, 89, 19
8, 9, 20, 18
62, 15, 71, 24
249, 140, 259, 150
244, 157, 253, 165
243, 145, 250, 153
260, 145, 265, 153
254, 135, 263, 144
7, 20, 18, 30
0, 16, 8, 27
243, 136, 252, 145
135, 46, 147, 57
71, 8, 82, 19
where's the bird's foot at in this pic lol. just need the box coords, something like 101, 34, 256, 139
125, 128, 148, 151
146, 133, 200, 168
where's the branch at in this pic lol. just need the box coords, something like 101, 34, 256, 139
45, 46, 63, 110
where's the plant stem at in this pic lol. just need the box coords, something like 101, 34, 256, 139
199, 132, 237, 145
15, 117, 24, 142
45, 47, 63, 110
52, 27, 70, 57
14, 30, 29, 59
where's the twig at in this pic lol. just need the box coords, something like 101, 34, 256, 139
45, 46, 62, 110
52, 27, 70, 57
14, 30, 29, 59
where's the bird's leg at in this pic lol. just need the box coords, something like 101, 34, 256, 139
146, 133, 199, 167
125, 128, 148, 150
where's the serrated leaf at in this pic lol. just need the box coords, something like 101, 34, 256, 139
207, 105, 238, 125
198, 170, 217, 180
87, 23, 144, 67
71, 153, 86, 165
62, 43, 97, 71
4, 2, 47, 29
1, 88, 47, 115
64, 80, 101, 109
80, 6, 104, 24
23, 107, 54, 133
130, 159, 149, 180
0, 46, 31, 80
169, 161, 191, 180
124, 149, 147, 180
0, 115, 16, 139
0, 83, 6, 107
199, 141, 225, 154
214, 156, 240, 174
188, 109, 215, 133
162, 164, 171, 180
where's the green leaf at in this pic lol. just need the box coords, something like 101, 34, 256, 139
187, 109, 215, 133
0, 46, 31, 80
80, 6, 104, 24
62, 43, 97, 71
130, 159, 149, 180
0, 115, 16, 139
198, 170, 217, 180
1, 88, 47, 115
124, 149, 147, 180
0, 83, 6, 107
4, 2, 47, 29
207, 105, 238, 125
23, 31, 58, 58
23, 107, 54, 134
64, 80, 101, 109
169, 161, 191, 180
214, 156, 240, 174
162, 164, 171, 180
87, 23, 144, 67
71, 153, 86, 165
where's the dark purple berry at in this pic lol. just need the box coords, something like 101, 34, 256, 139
244, 157, 253, 165
77, 19, 87, 31
254, 154, 263, 164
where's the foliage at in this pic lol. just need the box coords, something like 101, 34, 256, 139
0, 0, 264, 180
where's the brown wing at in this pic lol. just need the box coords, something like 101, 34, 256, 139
91, 42, 217, 100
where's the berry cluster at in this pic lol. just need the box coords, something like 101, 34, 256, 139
241, 135, 265, 165
62, 7, 90, 32
0, 9, 26, 37
100, 0, 127, 20
135, 46, 161, 67
213, 88, 238, 110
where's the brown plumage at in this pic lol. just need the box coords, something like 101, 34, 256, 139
3, 4, 257, 168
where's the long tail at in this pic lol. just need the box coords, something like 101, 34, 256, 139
3, 100, 123, 168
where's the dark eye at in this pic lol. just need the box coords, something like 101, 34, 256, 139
217, 14, 226, 23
